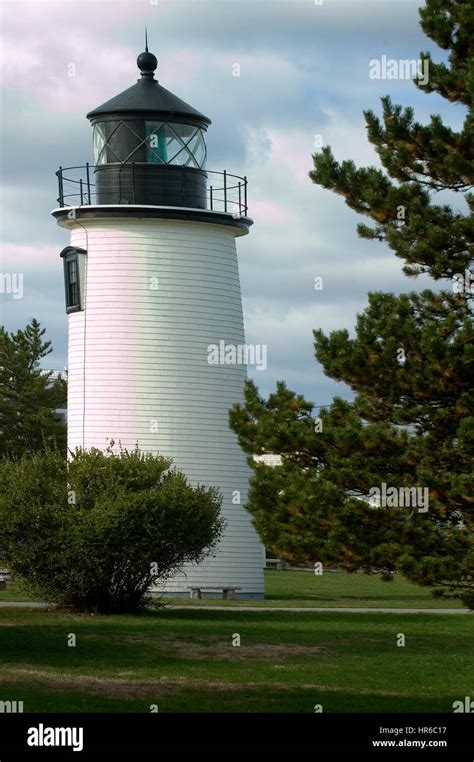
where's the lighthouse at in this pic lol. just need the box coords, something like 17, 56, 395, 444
52, 45, 264, 599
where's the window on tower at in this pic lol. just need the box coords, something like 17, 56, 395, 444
67, 259, 79, 307
91, 120, 207, 169
144, 122, 207, 168
92, 123, 106, 165
60, 247, 87, 313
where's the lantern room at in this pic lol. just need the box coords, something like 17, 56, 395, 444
86, 46, 211, 208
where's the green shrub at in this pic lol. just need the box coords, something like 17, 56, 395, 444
0, 446, 224, 613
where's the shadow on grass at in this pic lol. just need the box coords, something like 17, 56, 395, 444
0, 681, 460, 714
263, 592, 444, 603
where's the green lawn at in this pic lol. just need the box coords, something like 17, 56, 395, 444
0, 584, 471, 713
0, 580, 37, 602
268, 569, 466, 608
166, 570, 465, 609
1, 570, 464, 608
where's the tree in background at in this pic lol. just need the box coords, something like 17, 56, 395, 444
0, 446, 224, 613
0, 319, 67, 459
230, 0, 473, 605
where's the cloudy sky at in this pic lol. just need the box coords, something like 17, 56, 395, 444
0, 0, 460, 406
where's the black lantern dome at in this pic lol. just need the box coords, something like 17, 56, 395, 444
86, 45, 211, 207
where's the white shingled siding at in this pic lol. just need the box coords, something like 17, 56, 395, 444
61, 215, 264, 596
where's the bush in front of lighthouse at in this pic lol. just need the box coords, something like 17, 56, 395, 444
0, 446, 224, 614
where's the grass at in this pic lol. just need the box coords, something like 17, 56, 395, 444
0, 580, 37, 602
1, 570, 464, 609
0, 572, 471, 713
165, 569, 464, 609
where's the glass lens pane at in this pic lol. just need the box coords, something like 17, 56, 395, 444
183, 153, 198, 168
173, 123, 197, 140
186, 130, 206, 168
106, 121, 143, 163
145, 122, 167, 164
165, 125, 185, 164
93, 124, 106, 165
137, 121, 206, 168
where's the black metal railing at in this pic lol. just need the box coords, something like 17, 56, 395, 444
55, 164, 248, 216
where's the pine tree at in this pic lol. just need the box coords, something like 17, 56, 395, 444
230, 0, 473, 605
0, 319, 67, 459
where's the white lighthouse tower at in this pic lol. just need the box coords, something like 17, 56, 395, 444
53, 45, 264, 599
